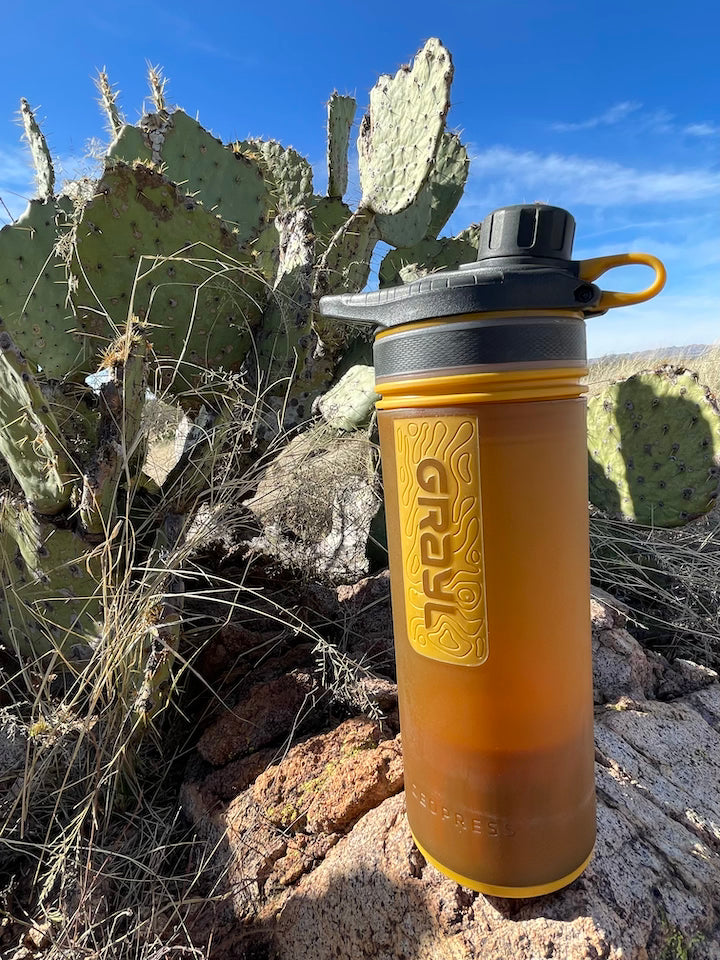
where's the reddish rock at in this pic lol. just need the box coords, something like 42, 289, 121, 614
305, 734, 403, 834
196, 669, 315, 766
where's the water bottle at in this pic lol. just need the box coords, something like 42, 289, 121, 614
319, 203, 665, 897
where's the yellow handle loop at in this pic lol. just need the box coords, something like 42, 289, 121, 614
578, 252, 666, 310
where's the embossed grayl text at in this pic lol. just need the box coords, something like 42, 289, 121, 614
394, 416, 488, 665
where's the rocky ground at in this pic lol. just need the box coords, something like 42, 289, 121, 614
178, 578, 720, 960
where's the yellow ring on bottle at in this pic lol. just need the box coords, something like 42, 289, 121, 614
411, 831, 595, 898
375, 366, 589, 408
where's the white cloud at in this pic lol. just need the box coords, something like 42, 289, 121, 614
639, 108, 675, 135
552, 100, 642, 132
459, 146, 720, 212
684, 123, 720, 137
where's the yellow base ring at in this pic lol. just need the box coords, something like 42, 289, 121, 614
411, 831, 594, 898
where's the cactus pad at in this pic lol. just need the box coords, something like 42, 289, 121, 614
327, 93, 356, 199
378, 234, 478, 287
357, 38, 453, 216
0, 497, 102, 658
70, 163, 266, 382
154, 111, 268, 243
241, 139, 314, 214
375, 188, 433, 249
313, 209, 379, 299
318, 365, 378, 431
250, 222, 280, 283
423, 132, 469, 238
309, 196, 353, 256
0, 197, 90, 379
20, 99, 55, 201
312, 210, 379, 354
0, 331, 74, 513
587, 367, 720, 527
107, 124, 154, 167
95, 70, 125, 136
109, 113, 268, 245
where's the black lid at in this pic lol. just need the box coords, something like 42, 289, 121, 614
318, 203, 603, 328
477, 203, 575, 261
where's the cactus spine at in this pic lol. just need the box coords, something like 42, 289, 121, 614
95, 69, 124, 136
20, 99, 55, 201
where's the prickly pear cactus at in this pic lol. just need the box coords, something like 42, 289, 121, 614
0, 497, 103, 659
109, 111, 270, 243
0, 197, 83, 379
0, 330, 73, 514
318, 365, 378, 431
69, 162, 266, 385
327, 94, 356, 200
379, 232, 480, 287
20, 99, 55, 201
357, 38, 453, 216
240, 138, 314, 214
587, 367, 720, 527
0, 38, 477, 688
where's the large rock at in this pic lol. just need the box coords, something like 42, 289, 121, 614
245, 425, 382, 583
182, 580, 720, 959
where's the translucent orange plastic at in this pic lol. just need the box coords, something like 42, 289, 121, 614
377, 380, 596, 897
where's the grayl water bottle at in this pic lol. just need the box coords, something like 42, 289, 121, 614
319, 203, 665, 897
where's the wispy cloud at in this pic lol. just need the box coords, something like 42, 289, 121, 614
552, 101, 642, 132
459, 146, 720, 212
554, 105, 720, 139
638, 108, 675, 135
0, 147, 31, 187
159, 13, 258, 67
684, 123, 720, 137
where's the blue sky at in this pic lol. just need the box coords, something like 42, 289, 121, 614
0, 0, 717, 358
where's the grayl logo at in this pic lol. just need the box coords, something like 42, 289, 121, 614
416, 457, 456, 628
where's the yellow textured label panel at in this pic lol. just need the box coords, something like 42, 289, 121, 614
394, 416, 488, 665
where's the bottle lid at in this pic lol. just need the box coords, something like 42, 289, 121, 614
319, 204, 602, 328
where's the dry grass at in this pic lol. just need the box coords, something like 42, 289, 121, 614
0, 248, 383, 958
587, 341, 720, 670
587, 343, 720, 396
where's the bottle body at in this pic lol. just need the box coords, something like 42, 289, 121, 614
377, 387, 596, 896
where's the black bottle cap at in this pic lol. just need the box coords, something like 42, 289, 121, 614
476, 204, 575, 263
318, 203, 601, 329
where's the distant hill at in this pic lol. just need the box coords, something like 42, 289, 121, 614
589, 344, 712, 365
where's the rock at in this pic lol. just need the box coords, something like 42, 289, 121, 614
335, 569, 395, 676
182, 590, 720, 959
657, 658, 719, 700
196, 669, 317, 766
246, 425, 382, 583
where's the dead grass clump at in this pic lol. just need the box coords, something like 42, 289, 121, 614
590, 511, 720, 669
587, 343, 720, 396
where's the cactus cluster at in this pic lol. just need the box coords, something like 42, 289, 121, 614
0, 39, 477, 671
1, 35, 704, 702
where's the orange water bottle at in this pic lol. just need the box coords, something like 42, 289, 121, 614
319, 204, 665, 896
